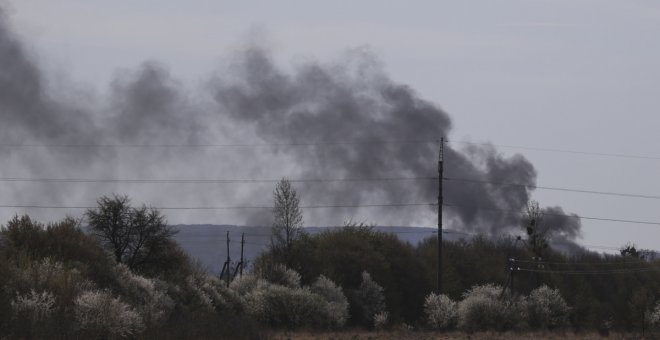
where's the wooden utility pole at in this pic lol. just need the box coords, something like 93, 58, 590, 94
437, 137, 444, 294
226, 231, 231, 286
219, 231, 231, 287
232, 233, 245, 278
219, 231, 228, 279
239, 232, 245, 276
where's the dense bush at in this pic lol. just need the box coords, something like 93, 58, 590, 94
454, 283, 571, 332
248, 284, 329, 328
74, 289, 145, 338
265, 224, 431, 324
373, 311, 389, 330
310, 275, 350, 328
424, 292, 458, 330
649, 301, 660, 329
230, 273, 269, 296
4, 257, 95, 336
417, 235, 660, 331
112, 264, 175, 326
457, 284, 524, 331
254, 262, 302, 288
0, 214, 262, 339
10, 290, 56, 337
352, 271, 387, 328
11, 290, 55, 322
232, 269, 349, 329
4, 207, 660, 335
1, 215, 115, 284
525, 285, 570, 330
181, 271, 243, 313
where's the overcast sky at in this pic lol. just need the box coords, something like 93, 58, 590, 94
3, 0, 660, 251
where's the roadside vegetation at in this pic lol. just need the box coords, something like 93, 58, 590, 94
1, 185, 660, 338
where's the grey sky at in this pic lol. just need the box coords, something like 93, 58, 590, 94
3, 0, 660, 251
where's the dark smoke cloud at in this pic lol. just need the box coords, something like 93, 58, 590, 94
540, 206, 581, 240
108, 62, 208, 145
0, 10, 95, 146
210, 46, 573, 235
0, 8, 581, 238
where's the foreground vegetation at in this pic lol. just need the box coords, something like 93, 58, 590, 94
268, 223, 660, 333
2, 194, 660, 338
269, 330, 642, 340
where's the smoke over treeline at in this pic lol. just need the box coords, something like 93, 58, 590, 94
0, 8, 580, 239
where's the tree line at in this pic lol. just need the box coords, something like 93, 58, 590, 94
1, 178, 660, 338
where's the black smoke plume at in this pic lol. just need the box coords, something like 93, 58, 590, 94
0, 9, 581, 238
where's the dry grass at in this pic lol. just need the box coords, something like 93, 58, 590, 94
269, 329, 652, 340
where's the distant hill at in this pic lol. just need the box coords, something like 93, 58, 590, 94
172, 225, 472, 273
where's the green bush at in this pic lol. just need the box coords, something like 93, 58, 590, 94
263, 224, 430, 324
352, 271, 386, 328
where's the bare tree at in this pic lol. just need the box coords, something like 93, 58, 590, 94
86, 194, 176, 271
620, 243, 651, 260
271, 178, 304, 265
522, 200, 548, 257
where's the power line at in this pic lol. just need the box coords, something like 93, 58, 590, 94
3, 138, 659, 162
447, 139, 660, 161
4, 174, 659, 203
5, 173, 660, 205
518, 267, 656, 275
0, 176, 437, 184
0, 140, 439, 149
443, 203, 660, 226
513, 258, 648, 266
179, 229, 438, 237
445, 177, 660, 201
177, 227, 637, 254
0, 203, 435, 210
3, 201, 660, 227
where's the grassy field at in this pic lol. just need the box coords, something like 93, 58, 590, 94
269, 330, 650, 339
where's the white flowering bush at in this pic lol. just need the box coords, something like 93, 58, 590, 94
230, 273, 270, 296
310, 275, 350, 328
9, 257, 96, 294
112, 264, 174, 325
524, 285, 570, 329
457, 284, 524, 331
11, 258, 66, 290
424, 292, 458, 330
353, 271, 386, 326
649, 301, 660, 328
230, 273, 270, 318
74, 290, 144, 338
373, 311, 389, 330
231, 273, 348, 329
19, 258, 65, 287
183, 272, 243, 313
256, 285, 331, 328
11, 290, 56, 324
256, 263, 302, 288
